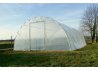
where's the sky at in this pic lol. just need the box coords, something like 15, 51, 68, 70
0, 3, 98, 39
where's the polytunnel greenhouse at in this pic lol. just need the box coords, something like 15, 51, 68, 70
14, 17, 86, 51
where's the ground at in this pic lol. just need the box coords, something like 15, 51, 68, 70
0, 42, 98, 67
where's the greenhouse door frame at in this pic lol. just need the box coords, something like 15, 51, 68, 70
29, 21, 46, 51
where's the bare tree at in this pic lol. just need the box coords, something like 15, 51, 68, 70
80, 4, 98, 43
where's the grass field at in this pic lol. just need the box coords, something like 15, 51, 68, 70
0, 42, 14, 49
0, 42, 98, 67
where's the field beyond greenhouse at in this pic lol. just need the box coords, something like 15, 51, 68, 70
0, 42, 98, 67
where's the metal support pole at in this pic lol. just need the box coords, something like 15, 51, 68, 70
11, 36, 12, 50
29, 23, 31, 51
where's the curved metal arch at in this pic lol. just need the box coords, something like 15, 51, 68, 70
44, 17, 72, 51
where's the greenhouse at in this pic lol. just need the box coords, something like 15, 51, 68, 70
14, 17, 86, 51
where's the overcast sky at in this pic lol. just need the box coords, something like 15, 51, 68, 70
0, 3, 98, 39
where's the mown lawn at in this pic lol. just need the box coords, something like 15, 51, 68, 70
0, 42, 98, 67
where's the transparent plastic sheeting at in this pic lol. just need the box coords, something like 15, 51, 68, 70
14, 17, 86, 51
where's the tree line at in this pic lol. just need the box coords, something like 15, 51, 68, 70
80, 4, 98, 43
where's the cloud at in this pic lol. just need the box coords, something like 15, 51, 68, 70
0, 3, 45, 22
3, 3, 16, 14
53, 9, 84, 20
51, 9, 84, 30
15, 3, 45, 10
60, 19, 79, 23
16, 3, 26, 9
66, 9, 84, 17
16, 3, 33, 9
0, 14, 22, 22
0, 3, 24, 22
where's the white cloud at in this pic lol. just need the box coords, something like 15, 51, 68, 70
0, 3, 86, 39
54, 9, 84, 20
16, 3, 26, 9
51, 9, 84, 30
14, 3, 45, 10
3, 3, 16, 14
66, 9, 84, 17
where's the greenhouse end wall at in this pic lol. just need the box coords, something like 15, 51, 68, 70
14, 17, 86, 51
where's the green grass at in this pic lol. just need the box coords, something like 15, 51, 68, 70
0, 42, 14, 49
0, 42, 14, 44
0, 42, 98, 67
